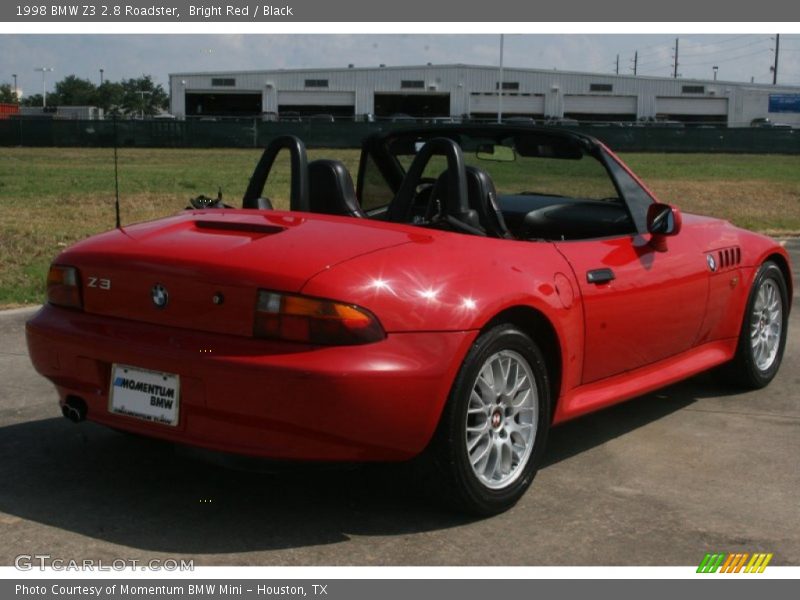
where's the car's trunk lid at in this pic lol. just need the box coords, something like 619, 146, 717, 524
63, 210, 415, 337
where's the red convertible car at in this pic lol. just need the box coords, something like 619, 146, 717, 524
26, 126, 791, 515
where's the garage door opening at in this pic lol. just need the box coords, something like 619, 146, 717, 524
469, 93, 545, 121
655, 97, 729, 125
277, 105, 355, 118
564, 112, 637, 123
374, 93, 450, 118
655, 113, 728, 125
563, 95, 638, 124
185, 93, 262, 118
470, 112, 544, 121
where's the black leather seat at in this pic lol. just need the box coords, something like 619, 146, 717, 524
307, 159, 366, 218
464, 166, 513, 239
431, 166, 512, 238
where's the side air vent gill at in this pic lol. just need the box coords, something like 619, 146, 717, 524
717, 246, 742, 270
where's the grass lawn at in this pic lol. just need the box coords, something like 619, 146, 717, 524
1, 147, 799, 307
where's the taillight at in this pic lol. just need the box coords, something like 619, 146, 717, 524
47, 265, 82, 310
254, 290, 385, 345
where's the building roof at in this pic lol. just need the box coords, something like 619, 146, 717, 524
169, 63, 800, 90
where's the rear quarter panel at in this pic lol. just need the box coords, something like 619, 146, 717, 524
301, 232, 586, 396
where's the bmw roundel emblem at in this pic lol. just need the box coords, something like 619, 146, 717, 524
151, 284, 169, 308
707, 254, 717, 272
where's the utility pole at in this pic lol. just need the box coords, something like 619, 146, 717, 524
771, 34, 780, 85
631, 51, 638, 76
615, 54, 620, 75
673, 38, 679, 79
12, 73, 18, 103
100, 68, 104, 86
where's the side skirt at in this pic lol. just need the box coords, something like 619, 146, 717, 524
553, 339, 737, 424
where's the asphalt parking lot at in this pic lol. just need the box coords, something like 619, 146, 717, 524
1, 240, 798, 567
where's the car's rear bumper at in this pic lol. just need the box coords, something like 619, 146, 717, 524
26, 305, 477, 461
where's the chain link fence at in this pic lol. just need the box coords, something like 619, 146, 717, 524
1, 118, 799, 153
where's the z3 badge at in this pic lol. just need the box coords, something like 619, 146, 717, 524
87, 277, 111, 290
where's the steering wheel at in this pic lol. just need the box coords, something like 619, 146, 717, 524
243, 135, 309, 211
187, 188, 232, 210
416, 176, 438, 191
420, 174, 448, 223
403, 176, 438, 222
387, 137, 471, 227
189, 195, 221, 209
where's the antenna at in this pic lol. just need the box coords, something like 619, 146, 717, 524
113, 116, 121, 228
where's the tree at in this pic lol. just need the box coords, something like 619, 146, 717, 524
120, 75, 169, 118
94, 81, 125, 115
54, 75, 97, 106
0, 83, 19, 103
12, 73, 169, 117
21, 93, 43, 107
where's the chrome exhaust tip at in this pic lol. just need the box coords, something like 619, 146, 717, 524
62, 396, 88, 423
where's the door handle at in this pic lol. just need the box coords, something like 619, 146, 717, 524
587, 268, 615, 284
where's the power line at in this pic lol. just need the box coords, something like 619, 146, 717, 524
634, 46, 673, 61
678, 34, 755, 49
633, 35, 770, 65
679, 48, 773, 68
636, 60, 672, 70
635, 50, 672, 68
630, 37, 680, 53
679, 37, 771, 58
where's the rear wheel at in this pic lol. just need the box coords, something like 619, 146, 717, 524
725, 261, 789, 389
427, 324, 550, 516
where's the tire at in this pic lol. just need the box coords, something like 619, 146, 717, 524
426, 324, 551, 516
724, 260, 789, 389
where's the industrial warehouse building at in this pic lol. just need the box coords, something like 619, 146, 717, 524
169, 64, 800, 127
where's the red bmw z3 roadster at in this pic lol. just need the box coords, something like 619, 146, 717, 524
26, 126, 792, 514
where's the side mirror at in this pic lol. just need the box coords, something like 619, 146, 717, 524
647, 203, 681, 251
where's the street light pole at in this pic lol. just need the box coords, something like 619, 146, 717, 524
100, 69, 104, 85
136, 90, 152, 119
34, 67, 53, 108
712, 66, 718, 81
12, 74, 18, 103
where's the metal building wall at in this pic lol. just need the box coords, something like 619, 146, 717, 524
169, 65, 800, 126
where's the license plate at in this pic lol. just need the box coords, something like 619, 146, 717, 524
109, 364, 180, 427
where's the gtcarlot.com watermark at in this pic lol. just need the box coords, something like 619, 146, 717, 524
15, 554, 194, 572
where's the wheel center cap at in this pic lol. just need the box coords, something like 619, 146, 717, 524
491, 410, 503, 430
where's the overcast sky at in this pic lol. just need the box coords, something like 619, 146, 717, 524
3, 34, 800, 96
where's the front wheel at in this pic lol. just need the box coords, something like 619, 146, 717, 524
426, 324, 551, 516
725, 260, 789, 389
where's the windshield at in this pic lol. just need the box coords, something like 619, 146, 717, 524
389, 132, 619, 201
358, 128, 648, 241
